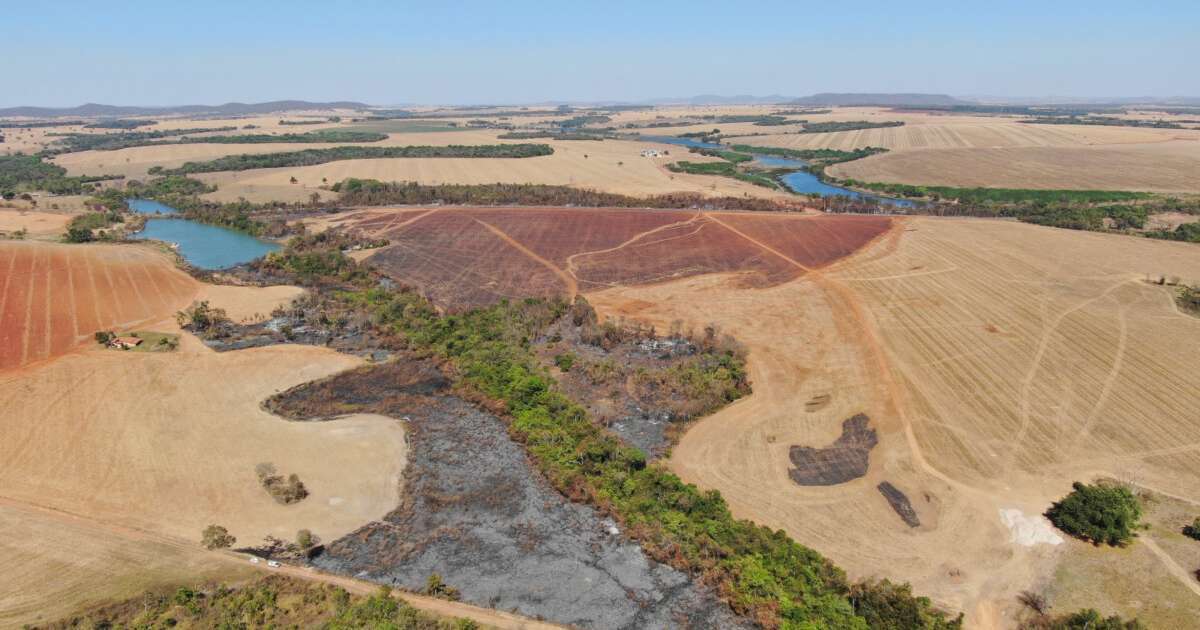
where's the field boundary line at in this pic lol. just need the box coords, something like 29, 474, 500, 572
472, 217, 579, 299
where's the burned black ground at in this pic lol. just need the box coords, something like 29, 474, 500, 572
789, 413, 878, 486
267, 362, 748, 629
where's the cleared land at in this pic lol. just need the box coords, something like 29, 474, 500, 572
332, 207, 889, 307
587, 217, 1200, 627
0, 241, 196, 371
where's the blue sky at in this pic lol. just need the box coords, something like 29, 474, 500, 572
3, 0, 1197, 106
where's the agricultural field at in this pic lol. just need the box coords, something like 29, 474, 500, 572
0, 241, 409, 624
0, 497, 256, 628
828, 142, 1200, 193
329, 207, 889, 308
587, 216, 1200, 627
196, 135, 780, 203
699, 107, 1200, 193
0, 241, 196, 371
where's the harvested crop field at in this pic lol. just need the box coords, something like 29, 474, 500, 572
0, 252, 409, 619
0, 497, 254, 628
0, 241, 197, 371
0, 340, 405, 544
584, 216, 1200, 627
194, 137, 786, 203
828, 142, 1200, 193
337, 207, 890, 308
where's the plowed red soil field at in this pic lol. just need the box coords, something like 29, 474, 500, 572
0, 242, 197, 372
344, 207, 891, 308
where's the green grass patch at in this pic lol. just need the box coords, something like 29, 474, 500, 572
836, 180, 1151, 204
800, 120, 904, 134
666, 161, 777, 188
122, 331, 180, 352
729, 145, 888, 164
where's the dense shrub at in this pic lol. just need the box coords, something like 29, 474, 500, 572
1183, 516, 1200, 540
1020, 608, 1143, 629
849, 579, 962, 630
799, 120, 904, 133
255, 462, 309, 504
176, 301, 232, 338
1046, 482, 1142, 546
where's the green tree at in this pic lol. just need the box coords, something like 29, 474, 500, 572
1046, 482, 1142, 546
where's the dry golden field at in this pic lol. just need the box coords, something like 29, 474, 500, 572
0, 498, 255, 628
0, 208, 72, 237
828, 143, 1200, 193
0, 336, 406, 543
699, 107, 1200, 192
0, 244, 409, 622
587, 217, 1200, 628
195, 136, 783, 203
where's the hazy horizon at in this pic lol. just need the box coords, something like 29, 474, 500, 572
4, 0, 1198, 108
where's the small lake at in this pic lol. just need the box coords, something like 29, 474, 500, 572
128, 198, 180, 215
640, 137, 917, 207
129, 200, 279, 269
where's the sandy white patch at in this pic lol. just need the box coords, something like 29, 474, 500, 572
999, 509, 1064, 547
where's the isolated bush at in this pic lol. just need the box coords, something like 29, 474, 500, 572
553, 352, 575, 372
296, 529, 320, 549
201, 524, 236, 550
1017, 590, 1048, 615
94, 330, 113, 344
1183, 517, 1200, 540
1046, 482, 1142, 546
423, 573, 461, 601
176, 300, 231, 338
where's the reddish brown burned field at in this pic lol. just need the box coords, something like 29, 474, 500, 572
0, 242, 197, 372
338, 207, 892, 308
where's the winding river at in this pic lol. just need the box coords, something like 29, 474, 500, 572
638, 135, 917, 207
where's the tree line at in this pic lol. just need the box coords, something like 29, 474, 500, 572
160, 144, 554, 175
330, 178, 813, 212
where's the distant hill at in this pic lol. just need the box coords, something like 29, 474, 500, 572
790, 93, 971, 107
646, 94, 794, 105
0, 100, 371, 118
